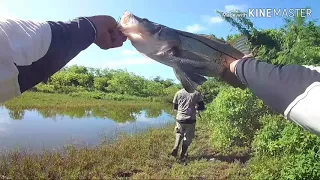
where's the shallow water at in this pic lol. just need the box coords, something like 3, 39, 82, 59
0, 104, 175, 151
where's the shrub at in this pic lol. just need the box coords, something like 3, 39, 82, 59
203, 87, 270, 152
34, 83, 55, 93
249, 114, 320, 179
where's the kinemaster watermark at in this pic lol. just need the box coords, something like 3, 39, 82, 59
223, 8, 312, 18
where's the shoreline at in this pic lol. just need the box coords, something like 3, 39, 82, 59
0, 120, 248, 179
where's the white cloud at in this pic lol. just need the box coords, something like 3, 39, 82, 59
209, 16, 224, 24
185, 24, 207, 33
224, 4, 248, 12
201, 15, 223, 24
121, 49, 139, 56
104, 57, 155, 68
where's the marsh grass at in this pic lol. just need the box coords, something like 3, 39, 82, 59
2, 92, 164, 110
0, 120, 249, 180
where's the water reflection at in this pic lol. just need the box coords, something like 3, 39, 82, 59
4, 103, 175, 123
0, 103, 175, 151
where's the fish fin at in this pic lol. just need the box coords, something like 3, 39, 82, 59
173, 68, 207, 93
229, 35, 251, 55
173, 69, 197, 93
185, 71, 207, 85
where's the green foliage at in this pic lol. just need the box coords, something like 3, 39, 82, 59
93, 77, 109, 92
203, 87, 270, 152
249, 115, 320, 179
197, 78, 228, 104
50, 70, 94, 88
106, 71, 145, 96
32, 65, 180, 102
34, 84, 55, 93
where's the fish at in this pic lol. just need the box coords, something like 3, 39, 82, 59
118, 11, 251, 93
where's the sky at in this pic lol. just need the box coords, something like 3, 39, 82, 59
0, 0, 319, 81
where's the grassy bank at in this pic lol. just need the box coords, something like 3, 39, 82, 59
0, 120, 248, 179
1, 92, 170, 110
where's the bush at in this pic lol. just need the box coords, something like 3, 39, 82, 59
249, 114, 320, 179
198, 78, 227, 104
203, 87, 270, 152
69, 91, 105, 99
34, 83, 55, 93
248, 155, 289, 180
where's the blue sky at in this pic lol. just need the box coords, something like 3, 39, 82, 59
1, 0, 319, 81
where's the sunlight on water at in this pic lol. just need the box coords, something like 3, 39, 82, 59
0, 104, 175, 151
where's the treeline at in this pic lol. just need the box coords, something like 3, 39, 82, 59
32, 67, 182, 102
201, 8, 320, 179
32, 59, 221, 103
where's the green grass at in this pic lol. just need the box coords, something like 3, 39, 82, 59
1, 92, 169, 110
0, 121, 249, 180
33, 83, 174, 103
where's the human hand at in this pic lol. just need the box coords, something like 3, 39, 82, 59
87, 15, 127, 49
218, 55, 251, 90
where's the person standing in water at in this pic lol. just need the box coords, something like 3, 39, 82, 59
171, 88, 205, 161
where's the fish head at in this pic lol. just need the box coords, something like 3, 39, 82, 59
119, 11, 181, 64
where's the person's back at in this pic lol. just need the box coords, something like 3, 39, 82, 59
171, 88, 205, 160
173, 89, 202, 123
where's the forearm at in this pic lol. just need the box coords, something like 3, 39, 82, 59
234, 58, 320, 135
0, 17, 96, 102
17, 17, 96, 92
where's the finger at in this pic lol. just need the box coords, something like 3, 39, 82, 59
105, 16, 118, 30
110, 37, 124, 48
117, 29, 128, 41
111, 29, 127, 43
120, 32, 127, 42
110, 29, 119, 42
97, 32, 112, 49
112, 40, 124, 48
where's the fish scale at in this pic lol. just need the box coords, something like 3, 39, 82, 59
119, 11, 251, 93
165, 55, 221, 77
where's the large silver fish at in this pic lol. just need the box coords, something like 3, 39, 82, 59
118, 11, 251, 92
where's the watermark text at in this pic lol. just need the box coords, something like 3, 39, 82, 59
223, 8, 312, 18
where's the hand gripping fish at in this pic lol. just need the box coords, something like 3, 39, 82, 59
118, 11, 252, 93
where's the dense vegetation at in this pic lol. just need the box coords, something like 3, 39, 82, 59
199, 9, 320, 179
32, 67, 181, 103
